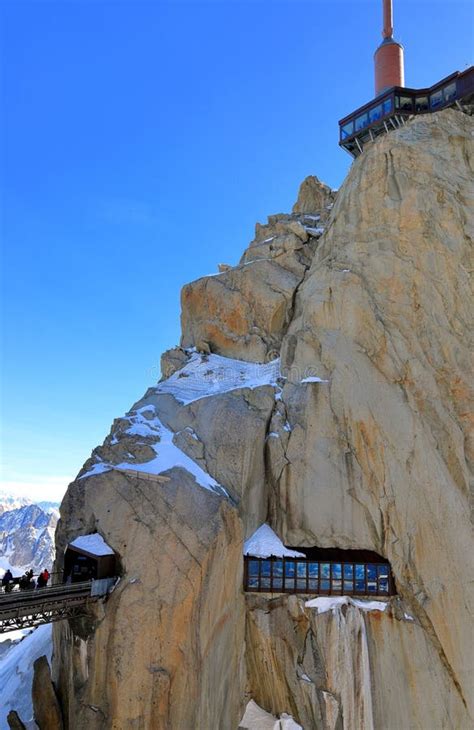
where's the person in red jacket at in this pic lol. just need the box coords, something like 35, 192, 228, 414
37, 568, 50, 589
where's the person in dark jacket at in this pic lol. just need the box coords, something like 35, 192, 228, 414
1, 569, 13, 592
19, 569, 35, 591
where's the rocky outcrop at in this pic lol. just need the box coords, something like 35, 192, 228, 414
180, 177, 336, 362
53, 466, 244, 729
48, 109, 473, 729
32, 656, 63, 730
6, 711, 26, 730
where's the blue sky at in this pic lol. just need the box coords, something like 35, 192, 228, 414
1, 0, 473, 501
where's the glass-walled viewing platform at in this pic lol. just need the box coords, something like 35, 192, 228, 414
339, 67, 474, 158
244, 549, 396, 597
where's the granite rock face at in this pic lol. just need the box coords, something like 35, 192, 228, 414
180, 176, 335, 363
49, 109, 473, 729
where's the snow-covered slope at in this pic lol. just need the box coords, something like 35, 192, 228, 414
0, 625, 52, 729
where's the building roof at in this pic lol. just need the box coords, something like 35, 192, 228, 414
68, 533, 114, 558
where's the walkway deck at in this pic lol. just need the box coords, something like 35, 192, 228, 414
0, 579, 115, 634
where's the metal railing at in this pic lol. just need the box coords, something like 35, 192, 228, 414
0, 578, 117, 634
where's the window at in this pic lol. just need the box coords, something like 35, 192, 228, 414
332, 564, 342, 592
341, 121, 354, 140
284, 561, 295, 590
273, 560, 283, 590
308, 562, 319, 591
320, 563, 330, 591
415, 96, 429, 113
260, 560, 271, 590
431, 89, 443, 109
367, 565, 377, 593
355, 113, 368, 132
344, 564, 354, 592
297, 561, 307, 591
443, 82, 456, 102
244, 556, 394, 596
396, 96, 413, 112
378, 565, 389, 593
248, 559, 259, 589
355, 564, 365, 593
369, 104, 382, 124
383, 97, 393, 116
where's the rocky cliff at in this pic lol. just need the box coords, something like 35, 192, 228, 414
47, 109, 472, 729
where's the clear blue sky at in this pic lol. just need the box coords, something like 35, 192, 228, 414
1, 0, 472, 501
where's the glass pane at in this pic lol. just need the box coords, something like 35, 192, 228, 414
248, 560, 260, 576
285, 562, 295, 578
308, 562, 319, 578
369, 104, 382, 123
296, 580, 307, 591
443, 82, 456, 101
308, 579, 318, 591
274, 561, 283, 578
377, 565, 388, 579
383, 98, 393, 115
297, 562, 307, 578
284, 579, 295, 591
415, 96, 429, 112
367, 565, 377, 593
261, 561, 271, 577
344, 564, 354, 579
261, 578, 271, 589
344, 581, 354, 592
341, 122, 354, 139
332, 564, 342, 591
248, 577, 258, 589
355, 113, 368, 132
367, 565, 377, 581
320, 563, 330, 590
355, 580, 365, 593
431, 90, 443, 109
379, 578, 389, 593
396, 96, 412, 111
355, 564, 365, 580
273, 578, 283, 590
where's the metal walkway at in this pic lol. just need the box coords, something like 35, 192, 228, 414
0, 579, 116, 634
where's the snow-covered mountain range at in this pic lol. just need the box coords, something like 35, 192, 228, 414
0, 503, 58, 576
0, 494, 59, 729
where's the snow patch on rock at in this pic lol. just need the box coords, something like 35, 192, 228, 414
80, 406, 227, 497
244, 524, 305, 559
156, 352, 280, 405
305, 596, 388, 614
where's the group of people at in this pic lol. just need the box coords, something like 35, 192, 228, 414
1, 567, 50, 593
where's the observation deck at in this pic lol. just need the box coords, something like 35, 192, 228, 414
339, 66, 474, 158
